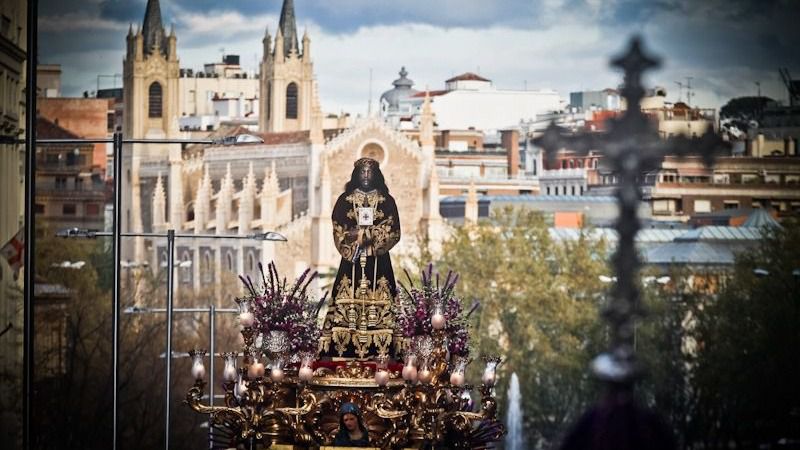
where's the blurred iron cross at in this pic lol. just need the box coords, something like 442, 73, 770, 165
535, 36, 727, 385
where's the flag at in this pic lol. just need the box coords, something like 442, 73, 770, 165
1, 227, 24, 280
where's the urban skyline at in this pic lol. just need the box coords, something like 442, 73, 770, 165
39, 0, 800, 115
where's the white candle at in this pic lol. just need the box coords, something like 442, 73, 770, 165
235, 379, 247, 398
481, 370, 496, 386
375, 370, 390, 386
402, 365, 417, 382
191, 362, 206, 381
239, 311, 255, 328
223, 365, 237, 382
431, 313, 446, 330
450, 372, 465, 387
248, 361, 265, 378
418, 368, 432, 384
298, 366, 314, 382
270, 367, 285, 382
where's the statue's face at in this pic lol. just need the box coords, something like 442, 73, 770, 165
358, 165, 374, 190
343, 413, 359, 431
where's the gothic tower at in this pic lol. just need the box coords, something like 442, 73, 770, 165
123, 0, 181, 260
259, 0, 315, 132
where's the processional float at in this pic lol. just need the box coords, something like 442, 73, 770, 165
186, 157, 505, 449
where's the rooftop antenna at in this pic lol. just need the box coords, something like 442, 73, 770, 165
685, 76, 694, 107
674, 81, 683, 102
367, 68, 373, 117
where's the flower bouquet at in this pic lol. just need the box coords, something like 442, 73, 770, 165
238, 262, 325, 359
395, 264, 472, 357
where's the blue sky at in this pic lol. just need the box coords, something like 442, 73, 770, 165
39, 0, 800, 115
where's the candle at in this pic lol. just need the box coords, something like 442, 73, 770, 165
418, 368, 432, 384
239, 311, 255, 328
402, 365, 417, 382
235, 378, 247, 398
431, 312, 446, 330
223, 364, 237, 382
248, 361, 265, 379
191, 362, 206, 381
481, 369, 496, 386
298, 366, 314, 382
450, 372, 465, 387
270, 367, 285, 382
375, 369, 390, 386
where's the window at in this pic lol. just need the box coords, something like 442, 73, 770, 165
266, 82, 271, 120
201, 251, 213, 283
226, 252, 234, 271
285, 82, 298, 119
1, 16, 10, 36
75, 177, 84, 191
148, 82, 163, 118
86, 203, 100, 215
62, 204, 77, 215
723, 201, 739, 210
55, 177, 67, 189
35, 204, 45, 214
694, 199, 711, 213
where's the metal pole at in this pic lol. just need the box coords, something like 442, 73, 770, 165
208, 304, 216, 450
23, 0, 39, 447
112, 129, 123, 449
165, 229, 176, 450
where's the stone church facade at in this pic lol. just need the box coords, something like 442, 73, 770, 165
124, 0, 444, 300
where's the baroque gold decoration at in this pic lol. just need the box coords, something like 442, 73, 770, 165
186, 263, 505, 449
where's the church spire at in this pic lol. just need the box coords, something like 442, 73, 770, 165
142, 0, 167, 56
277, 0, 299, 58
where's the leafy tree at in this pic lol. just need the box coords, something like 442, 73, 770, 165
690, 220, 800, 448
434, 207, 609, 448
719, 96, 775, 121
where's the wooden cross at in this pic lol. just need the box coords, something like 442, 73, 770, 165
535, 36, 727, 384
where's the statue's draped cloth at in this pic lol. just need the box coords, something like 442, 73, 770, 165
320, 189, 401, 359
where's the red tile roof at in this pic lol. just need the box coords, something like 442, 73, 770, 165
409, 90, 448, 98
446, 72, 490, 83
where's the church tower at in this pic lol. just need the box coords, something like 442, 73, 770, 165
123, 0, 181, 260
259, 0, 315, 132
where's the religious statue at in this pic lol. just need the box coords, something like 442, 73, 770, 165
320, 157, 401, 359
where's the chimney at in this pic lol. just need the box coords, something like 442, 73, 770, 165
502, 129, 520, 177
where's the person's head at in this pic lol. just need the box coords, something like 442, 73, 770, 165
339, 402, 366, 434
345, 158, 389, 194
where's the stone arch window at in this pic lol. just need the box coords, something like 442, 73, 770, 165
149, 82, 163, 118
246, 251, 256, 275
180, 250, 192, 283
225, 251, 234, 272
266, 82, 271, 120
201, 250, 213, 284
286, 82, 298, 119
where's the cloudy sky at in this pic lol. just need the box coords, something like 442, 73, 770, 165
39, 0, 799, 115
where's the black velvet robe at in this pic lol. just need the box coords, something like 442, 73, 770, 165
320, 188, 401, 358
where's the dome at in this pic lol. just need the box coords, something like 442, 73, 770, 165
380, 67, 419, 111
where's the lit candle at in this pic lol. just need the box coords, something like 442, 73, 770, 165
235, 376, 247, 398
450, 372, 465, 387
375, 369, 390, 386
431, 312, 446, 330
191, 361, 206, 381
223, 364, 237, 382
248, 361, 265, 378
270, 367, 285, 382
298, 365, 314, 382
402, 364, 417, 382
481, 369, 496, 386
239, 311, 255, 328
418, 368, 432, 384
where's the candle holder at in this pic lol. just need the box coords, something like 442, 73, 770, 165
188, 349, 207, 381
298, 353, 315, 383
374, 355, 390, 386
222, 351, 238, 382
481, 355, 502, 387
401, 353, 418, 382
449, 356, 469, 387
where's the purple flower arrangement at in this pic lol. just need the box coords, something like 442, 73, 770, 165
238, 262, 326, 355
395, 264, 472, 357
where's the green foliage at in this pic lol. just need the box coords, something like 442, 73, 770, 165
719, 96, 774, 120
690, 220, 800, 448
433, 207, 609, 448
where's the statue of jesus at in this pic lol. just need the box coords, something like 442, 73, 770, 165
320, 157, 401, 359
